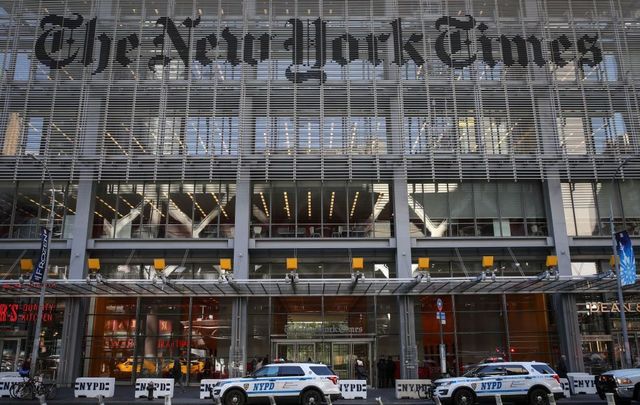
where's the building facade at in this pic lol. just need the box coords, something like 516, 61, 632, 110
0, 0, 639, 385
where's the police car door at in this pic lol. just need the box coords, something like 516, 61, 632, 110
249, 365, 279, 397
502, 365, 530, 396
277, 365, 307, 397
475, 365, 507, 398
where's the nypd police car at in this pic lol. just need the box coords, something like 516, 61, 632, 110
212, 363, 340, 405
432, 361, 564, 405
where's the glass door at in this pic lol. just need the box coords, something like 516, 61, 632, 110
0, 339, 22, 373
353, 343, 371, 382
332, 343, 350, 379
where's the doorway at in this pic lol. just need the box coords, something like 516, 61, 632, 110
273, 340, 372, 380
0, 339, 26, 373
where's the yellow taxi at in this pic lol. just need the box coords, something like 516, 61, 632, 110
114, 358, 157, 375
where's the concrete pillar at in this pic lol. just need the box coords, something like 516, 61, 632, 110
57, 298, 88, 385
545, 178, 585, 372
233, 180, 250, 279
393, 176, 418, 378
68, 180, 95, 279
229, 297, 247, 377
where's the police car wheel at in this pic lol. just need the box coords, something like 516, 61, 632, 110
528, 388, 550, 405
301, 388, 323, 405
452, 388, 474, 405
224, 389, 246, 405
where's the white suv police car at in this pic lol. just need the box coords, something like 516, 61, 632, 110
432, 362, 564, 405
212, 363, 340, 405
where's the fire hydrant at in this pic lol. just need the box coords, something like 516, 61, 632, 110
146, 381, 155, 400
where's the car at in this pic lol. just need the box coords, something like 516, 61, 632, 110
212, 363, 340, 405
595, 368, 640, 405
114, 358, 156, 376
162, 359, 205, 376
432, 361, 564, 405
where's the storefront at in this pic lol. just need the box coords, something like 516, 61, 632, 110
0, 298, 64, 379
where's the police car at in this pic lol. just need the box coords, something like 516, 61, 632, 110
432, 361, 564, 405
212, 363, 340, 405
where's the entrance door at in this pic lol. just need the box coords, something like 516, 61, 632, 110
331, 343, 350, 380
0, 339, 24, 373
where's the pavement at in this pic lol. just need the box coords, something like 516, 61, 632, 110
0, 388, 606, 405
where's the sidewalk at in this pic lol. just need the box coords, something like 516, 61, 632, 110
0, 388, 602, 404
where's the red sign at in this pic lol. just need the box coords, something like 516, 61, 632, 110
0, 303, 55, 323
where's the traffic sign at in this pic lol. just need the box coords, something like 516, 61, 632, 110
436, 311, 446, 320
436, 298, 443, 312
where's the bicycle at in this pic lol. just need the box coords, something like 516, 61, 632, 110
9, 375, 57, 400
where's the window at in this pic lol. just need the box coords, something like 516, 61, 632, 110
278, 366, 305, 377
591, 113, 629, 154
253, 366, 279, 378
477, 365, 506, 376
558, 116, 586, 154
505, 365, 529, 375
310, 366, 336, 376
25, 117, 43, 155
531, 364, 557, 375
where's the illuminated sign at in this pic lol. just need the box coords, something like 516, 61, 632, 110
584, 302, 640, 314
34, 14, 602, 83
0, 303, 55, 323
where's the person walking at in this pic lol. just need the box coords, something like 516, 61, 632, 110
386, 356, 396, 388
557, 355, 568, 378
377, 357, 386, 388
172, 359, 185, 392
355, 358, 368, 381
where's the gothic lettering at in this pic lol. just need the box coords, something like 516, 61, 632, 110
33, 13, 603, 84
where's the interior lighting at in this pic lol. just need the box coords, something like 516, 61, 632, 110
211, 193, 229, 218
307, 191, 312, 218
187, 192, 206, 217
105, 132, 129, 156
329, 192, 335, 218
260, 192, 270, 217
283, 192, 291, 218
350, 191, 359, 217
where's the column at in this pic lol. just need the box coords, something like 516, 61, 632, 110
545, 178, 585, 372
229, 180, 250, 376
393, 175, 418, 378
57, 298, 88, 384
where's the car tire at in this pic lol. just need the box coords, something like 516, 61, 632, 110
301, 388, 324, 405
224, 389, 246, 405
528, 387, 550, 405
452, 388, 475, 405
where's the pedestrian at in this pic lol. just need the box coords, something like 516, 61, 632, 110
18, 358, 30, 377
386, 356, 396, 388
250, 357, 257, 372
377, 357, 386, 388
172, 359, 185, 392
557, 355, 568, 378
256, 357, 264, 370
355, 358, 368, 381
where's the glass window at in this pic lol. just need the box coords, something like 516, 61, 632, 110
310, 366, 336, 376
531, 364, 557, 375
253, 366, 279, 377
278, 365, 305, 376
558, 116, 586, 154
25, 117, 43, 155
505, 365, 529, 375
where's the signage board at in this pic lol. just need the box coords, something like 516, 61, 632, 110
559, 378, 571, 398
32, 227, 50, 283
395, 379, 431, 399
134, 378, 174, 399
74, 377, 116, 398
339, 380, 367, 399
200, 379, 221, 399
436, 298, 443, 312
0, 377, 24, 398
566, 373, 596, 395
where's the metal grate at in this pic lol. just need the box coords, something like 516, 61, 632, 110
0, 0, 638, 182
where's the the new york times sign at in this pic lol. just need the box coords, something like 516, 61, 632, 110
34, 14, 602, 83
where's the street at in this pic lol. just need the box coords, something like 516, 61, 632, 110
0, 388, 607, 405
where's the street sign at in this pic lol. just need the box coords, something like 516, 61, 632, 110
436, 298, 443, 312
436, 311, 446, 320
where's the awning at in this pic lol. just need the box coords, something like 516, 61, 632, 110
0, 275, 634, 298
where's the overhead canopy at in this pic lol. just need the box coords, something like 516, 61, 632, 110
0, 275, 634, 298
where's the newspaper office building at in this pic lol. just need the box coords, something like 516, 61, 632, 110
0, 0, 639, 384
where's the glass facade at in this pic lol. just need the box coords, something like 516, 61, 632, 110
84, 297, 231, 383
0, 0, 638, 387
